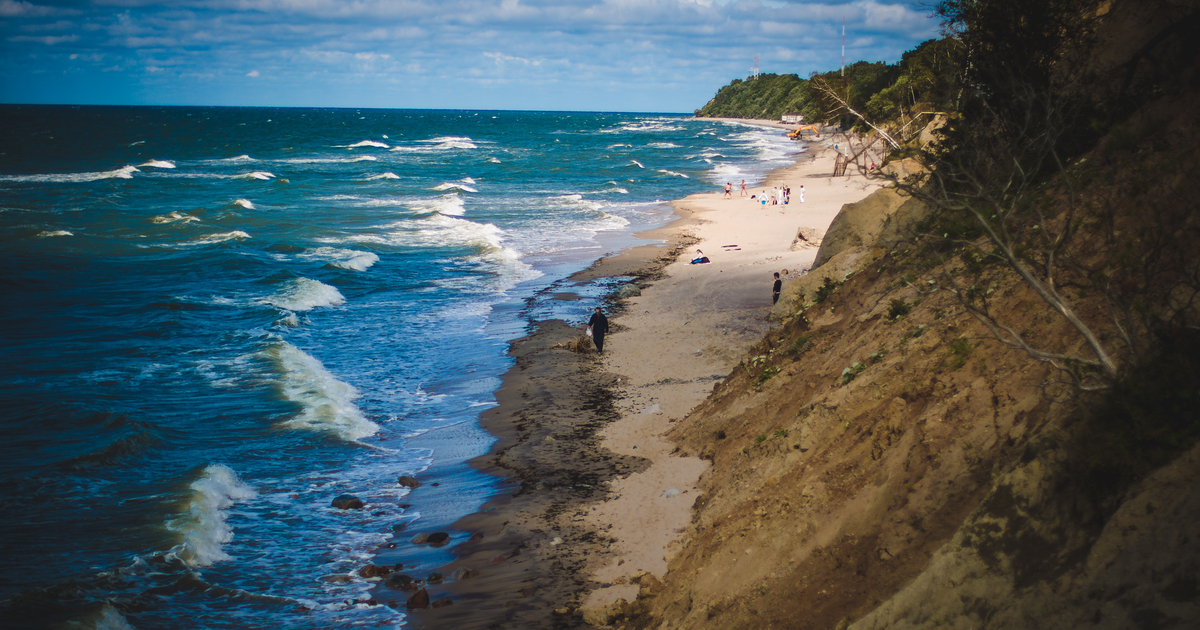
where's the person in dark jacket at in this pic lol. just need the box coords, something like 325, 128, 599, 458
588, 307, 609, 353
772, 272, 782, 304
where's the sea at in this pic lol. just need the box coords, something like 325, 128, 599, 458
0, 105, 802, 629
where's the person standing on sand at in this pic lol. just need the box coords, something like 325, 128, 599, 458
772, 272, 782, 304
588, 307, 609, 353
799, 185, 805, 203
740, 180, 748, 197
724, 182, 732, 198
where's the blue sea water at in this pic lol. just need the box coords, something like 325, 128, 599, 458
0, 106, 801, 629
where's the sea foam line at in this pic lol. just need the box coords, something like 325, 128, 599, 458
167, 464, 256, 568
272, 341, 380, 441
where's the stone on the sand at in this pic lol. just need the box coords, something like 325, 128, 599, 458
450, 567, 479, 581
489, 554, 506, 564
469, 532, 485, 541
615, 284, 641, 299
406, 588, 430, 610
397, 475, 420, 489
410, 533, 428, 544
431, 598, 453, 609
426, 532, 450, 546
359, 564, 391, 578
384, 573, 416, 591
331, 494, 364, 510
427, 572, 444, 584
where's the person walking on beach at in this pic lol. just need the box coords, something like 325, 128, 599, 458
799, 185, 805, 203
772, 272, 782, 304
588, 307, 609, 353
740, 180, 748, 197
724, 182, 732, 199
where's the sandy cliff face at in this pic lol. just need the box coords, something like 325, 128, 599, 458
610, 95, 1200, 630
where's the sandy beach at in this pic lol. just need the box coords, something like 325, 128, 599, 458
397, 129, 883, 627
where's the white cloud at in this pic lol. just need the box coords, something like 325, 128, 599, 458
246, 69, 259, 76
0, 0, 56, 18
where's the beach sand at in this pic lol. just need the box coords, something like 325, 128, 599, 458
396, 134, 883, 627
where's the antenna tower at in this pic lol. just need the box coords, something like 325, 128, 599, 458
749, 55, 760, 80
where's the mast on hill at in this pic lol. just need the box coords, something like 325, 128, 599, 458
749, 55, 760, 81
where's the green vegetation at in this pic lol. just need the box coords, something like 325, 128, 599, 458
886, 298, 912, 322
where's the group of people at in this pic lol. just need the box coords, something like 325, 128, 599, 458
725, 181, 806, 206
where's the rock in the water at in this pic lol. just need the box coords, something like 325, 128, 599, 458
320, 574, 353, 584
431, 598, 453, 609
384, 573, 416, 591
427, 572, 444, 584
406, 588, 430, 610
426, 532, 450, 546
410, 533, 429, 544
397, 475, 420, 489
332, 495, 364, 510
359, 564, 391, 579
450, 567, 479, 581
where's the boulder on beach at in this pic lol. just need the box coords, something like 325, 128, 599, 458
426, 532, 450, 546
397, 475, 420, 489
450, 567, 479, 581
427, 572, 444, 584
331, 494, 364, 510
410, 533, 428, 544
406, 588, 430, 610
359, 564, 391, 579
432, 598, 453, 609
384, 573, 416, 591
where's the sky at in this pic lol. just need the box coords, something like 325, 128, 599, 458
0, 0, 942, 112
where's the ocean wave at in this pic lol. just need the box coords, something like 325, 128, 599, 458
222, 155, 254, 162
151, 211, 200, 224
271, 341, 380, 441
37, 230, 73, 237
167, 464, 257, 568
300, 247, 379, 271
390, 136, 478, 153
234, 198, 255, 209
410, 193, 466, 216
280, 155, 378, 164
432, 181, 478, 193
607, 143, 632, 149
488, 157, 501, 163
260, 277, 345, 311
630, 160, 644, 168
139, 159, 176, 168
345, 140, 389, 149
183, 231, 250, 246
657, 169, 689, 178
461, 176, 476, 184
237, 171, 275, 180
365, 172, 400, 180
648, 142, 680, 149
0, 165, 139, 183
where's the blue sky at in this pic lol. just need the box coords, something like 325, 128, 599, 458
0, 0, 941, 111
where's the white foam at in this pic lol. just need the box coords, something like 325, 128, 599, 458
92, 603, 137, 630
184, 231, 250, 246
461, 177, 476, 184
151, 211, 200, 224
0, 165, 139, 183
657, 169, 689, 178
347, 140, 389, 149
234, 198, 255, 209
432, 182, 478, 193
390, 136, 478, 153
139, 159, 176, 168
648, 142, 680, 149
410, 193, 466, 217
301, 247, 379, 271
281, 156, 377, 164
607, 143, 632, 149
365, 172, 400, 180
167, 464, 256, 568
488, 157, 501, 163
222, 155, 254, 162
272, 341, 380, 441
630, 160, 644, 168
37, 230, 73, 237
261, 277, 345, 311
238, 171, 274, 180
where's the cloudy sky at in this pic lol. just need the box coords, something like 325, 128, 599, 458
0, 0, 941, 112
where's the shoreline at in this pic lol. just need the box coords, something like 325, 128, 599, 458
392, 130, 884, 627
